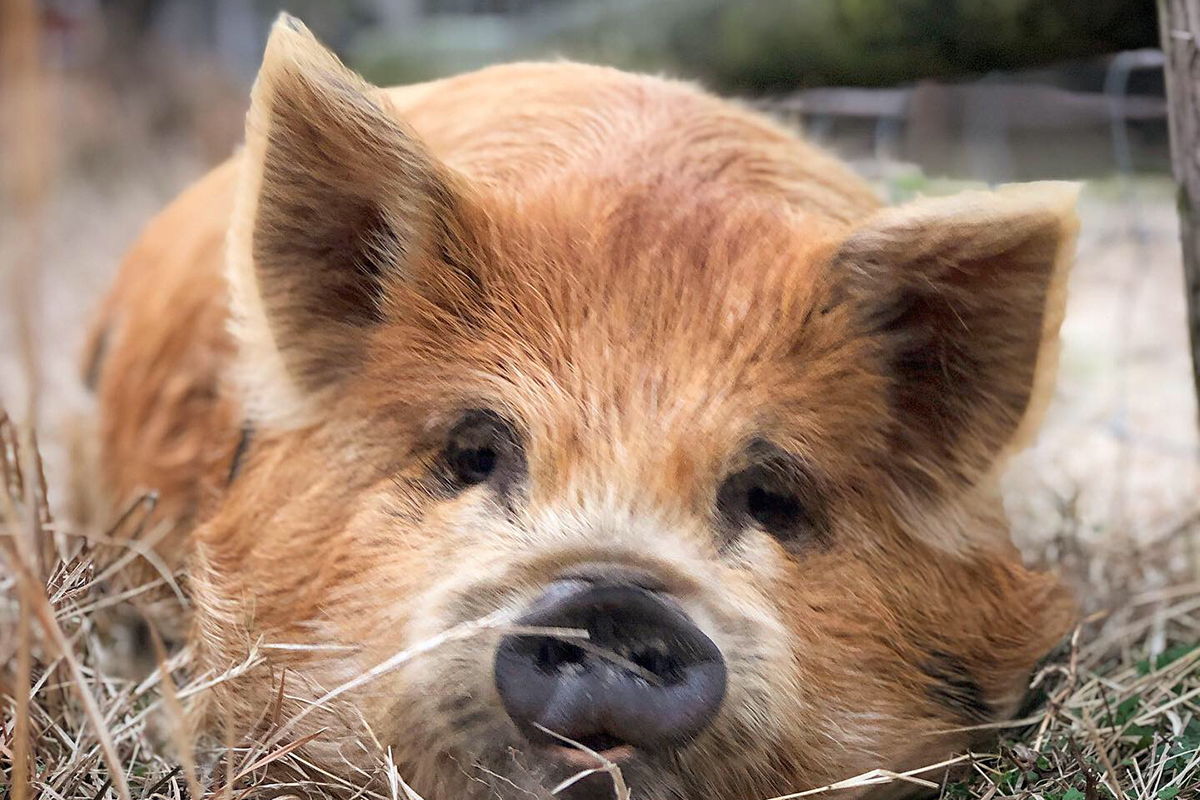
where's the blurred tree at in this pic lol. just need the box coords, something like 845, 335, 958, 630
88, 0, 1161, 93
353, 0, 1158, 93
669, 0, 1159, 92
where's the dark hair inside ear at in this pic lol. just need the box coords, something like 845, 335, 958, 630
243, 55, 491, 399
833, 188, 1076, 500
254, 108, 405, 329
322, 203, 398, 327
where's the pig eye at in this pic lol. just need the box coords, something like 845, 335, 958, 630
745, 482, 804, 531
443, 410, 522, 490
717, 446, 826, 549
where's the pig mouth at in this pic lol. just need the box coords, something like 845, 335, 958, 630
521, 739, 647, 800
546, 732, 633, 757
533, 732, 637, 768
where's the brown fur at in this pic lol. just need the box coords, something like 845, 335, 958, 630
87, 15, 1079, 799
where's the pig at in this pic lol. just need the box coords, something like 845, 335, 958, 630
85, 14, 1078, 800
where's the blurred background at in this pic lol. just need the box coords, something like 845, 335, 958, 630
18, 0, 1171, 176
1, 0, 1196, 579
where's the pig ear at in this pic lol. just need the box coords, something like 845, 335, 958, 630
227, 14, 482, 427
834, 182, 1079, 500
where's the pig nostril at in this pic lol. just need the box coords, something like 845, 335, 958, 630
631, 649, 685, 685
536, 638, 586, 673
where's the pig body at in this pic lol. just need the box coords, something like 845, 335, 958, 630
88, 17, 1077, 800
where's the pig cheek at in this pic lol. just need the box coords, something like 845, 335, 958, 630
766, 556, 887, 743
355, 501, 522, 732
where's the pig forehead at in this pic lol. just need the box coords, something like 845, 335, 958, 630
437, 242, 871, 457
474, 188, 843, 362
377, 187, 881, 463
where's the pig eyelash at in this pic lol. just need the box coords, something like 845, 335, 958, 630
440, 409, 526, 493
716, 442, 829, 551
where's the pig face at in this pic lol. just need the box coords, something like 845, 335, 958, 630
190, 17, 1077, 800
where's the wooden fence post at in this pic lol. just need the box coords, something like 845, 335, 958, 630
1159, 0, 1200, 425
